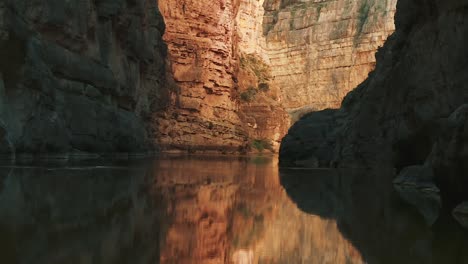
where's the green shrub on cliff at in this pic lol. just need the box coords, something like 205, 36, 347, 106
239, 54, 271, 83
240, 86, 258, 102
252, 139, 273, 152
258, 82, 269, 92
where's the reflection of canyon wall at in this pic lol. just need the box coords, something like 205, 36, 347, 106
280, 168, 468, 264
230, 185, 364, 264
0, 165, 161, 264
154, 156, 363, 263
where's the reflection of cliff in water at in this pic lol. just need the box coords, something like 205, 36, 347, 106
280, 168, 468, 264
2, 157, 465, 264
0, 161, 164, 264
0, 156, 364, 264
155, 155, 364, 264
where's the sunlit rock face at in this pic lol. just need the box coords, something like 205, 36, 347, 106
157, 0, 395, 153
0, 0, 168, 156
156, 0, 249, 153
238, 0, 396, 113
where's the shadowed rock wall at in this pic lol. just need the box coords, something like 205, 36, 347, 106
280, 0, 468, 199
0, 0, 168, 157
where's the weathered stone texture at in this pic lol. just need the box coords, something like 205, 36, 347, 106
240, 0, 396, 112
0, 0, 168, 156
156, 0, 252, 153
280, 0, 468, 203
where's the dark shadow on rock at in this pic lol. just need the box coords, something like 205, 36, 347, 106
280, 168, 468, 264
0, 162, 164, 264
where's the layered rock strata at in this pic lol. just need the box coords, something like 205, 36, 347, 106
156, 0, 250, 153
239, 0, 396, 112
157, 0, 396, 152
280, 0, 468, 213
0, 0, 168, 157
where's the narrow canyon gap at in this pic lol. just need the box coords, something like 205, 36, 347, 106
156, 0, 396, 153
0, 0, 395, 156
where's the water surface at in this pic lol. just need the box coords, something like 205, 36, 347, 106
0, 155, 467, 263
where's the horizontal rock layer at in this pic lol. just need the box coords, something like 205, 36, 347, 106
240, 0, 396, 111
158, 0, 395, 153
156, 0, 250, 153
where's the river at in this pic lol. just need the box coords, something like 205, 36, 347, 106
0, 155, 466, 263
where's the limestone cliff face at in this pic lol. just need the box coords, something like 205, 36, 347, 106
280, 0, 468, 200
0, 0, 168, 156
252, 0, 396, 112
156, 0, 396, 153
156, 0, 250, 153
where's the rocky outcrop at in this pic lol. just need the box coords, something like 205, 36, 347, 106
0, 0, 168, 157
281, 0, 468, 166
453, 201, 468, 229
156, 0, 250, 153
280, 0, 468, 218
393, 165, 441, 225
236, 53, 290, 151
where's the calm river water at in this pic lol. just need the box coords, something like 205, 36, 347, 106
0, 155, 467, 264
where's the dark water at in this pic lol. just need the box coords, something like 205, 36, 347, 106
0, 155, 467, 264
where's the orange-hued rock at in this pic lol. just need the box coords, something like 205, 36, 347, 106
156, 0, 249, 153
236, 53, 290, 151
157, 0, 395, 153
155, 157, 365, 264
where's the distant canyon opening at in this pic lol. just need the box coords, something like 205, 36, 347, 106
156, 0, 396, 154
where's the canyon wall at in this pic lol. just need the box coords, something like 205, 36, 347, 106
156, 0, 250, 153
158, 0, 396, 153
0, 0, 397, 155
0, 0, 167, 157
157, 0, 290, 153
239, 0, 396, 113
280, 0, 468, 203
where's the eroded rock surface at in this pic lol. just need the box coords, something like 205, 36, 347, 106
281, 0, 468, 168
156, 0, 250, 153
157, 0, 394, 153
0, 0, 168, 156
242, 0, 396, 111
453, 202, 468, 230
280, 0, 468, 220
